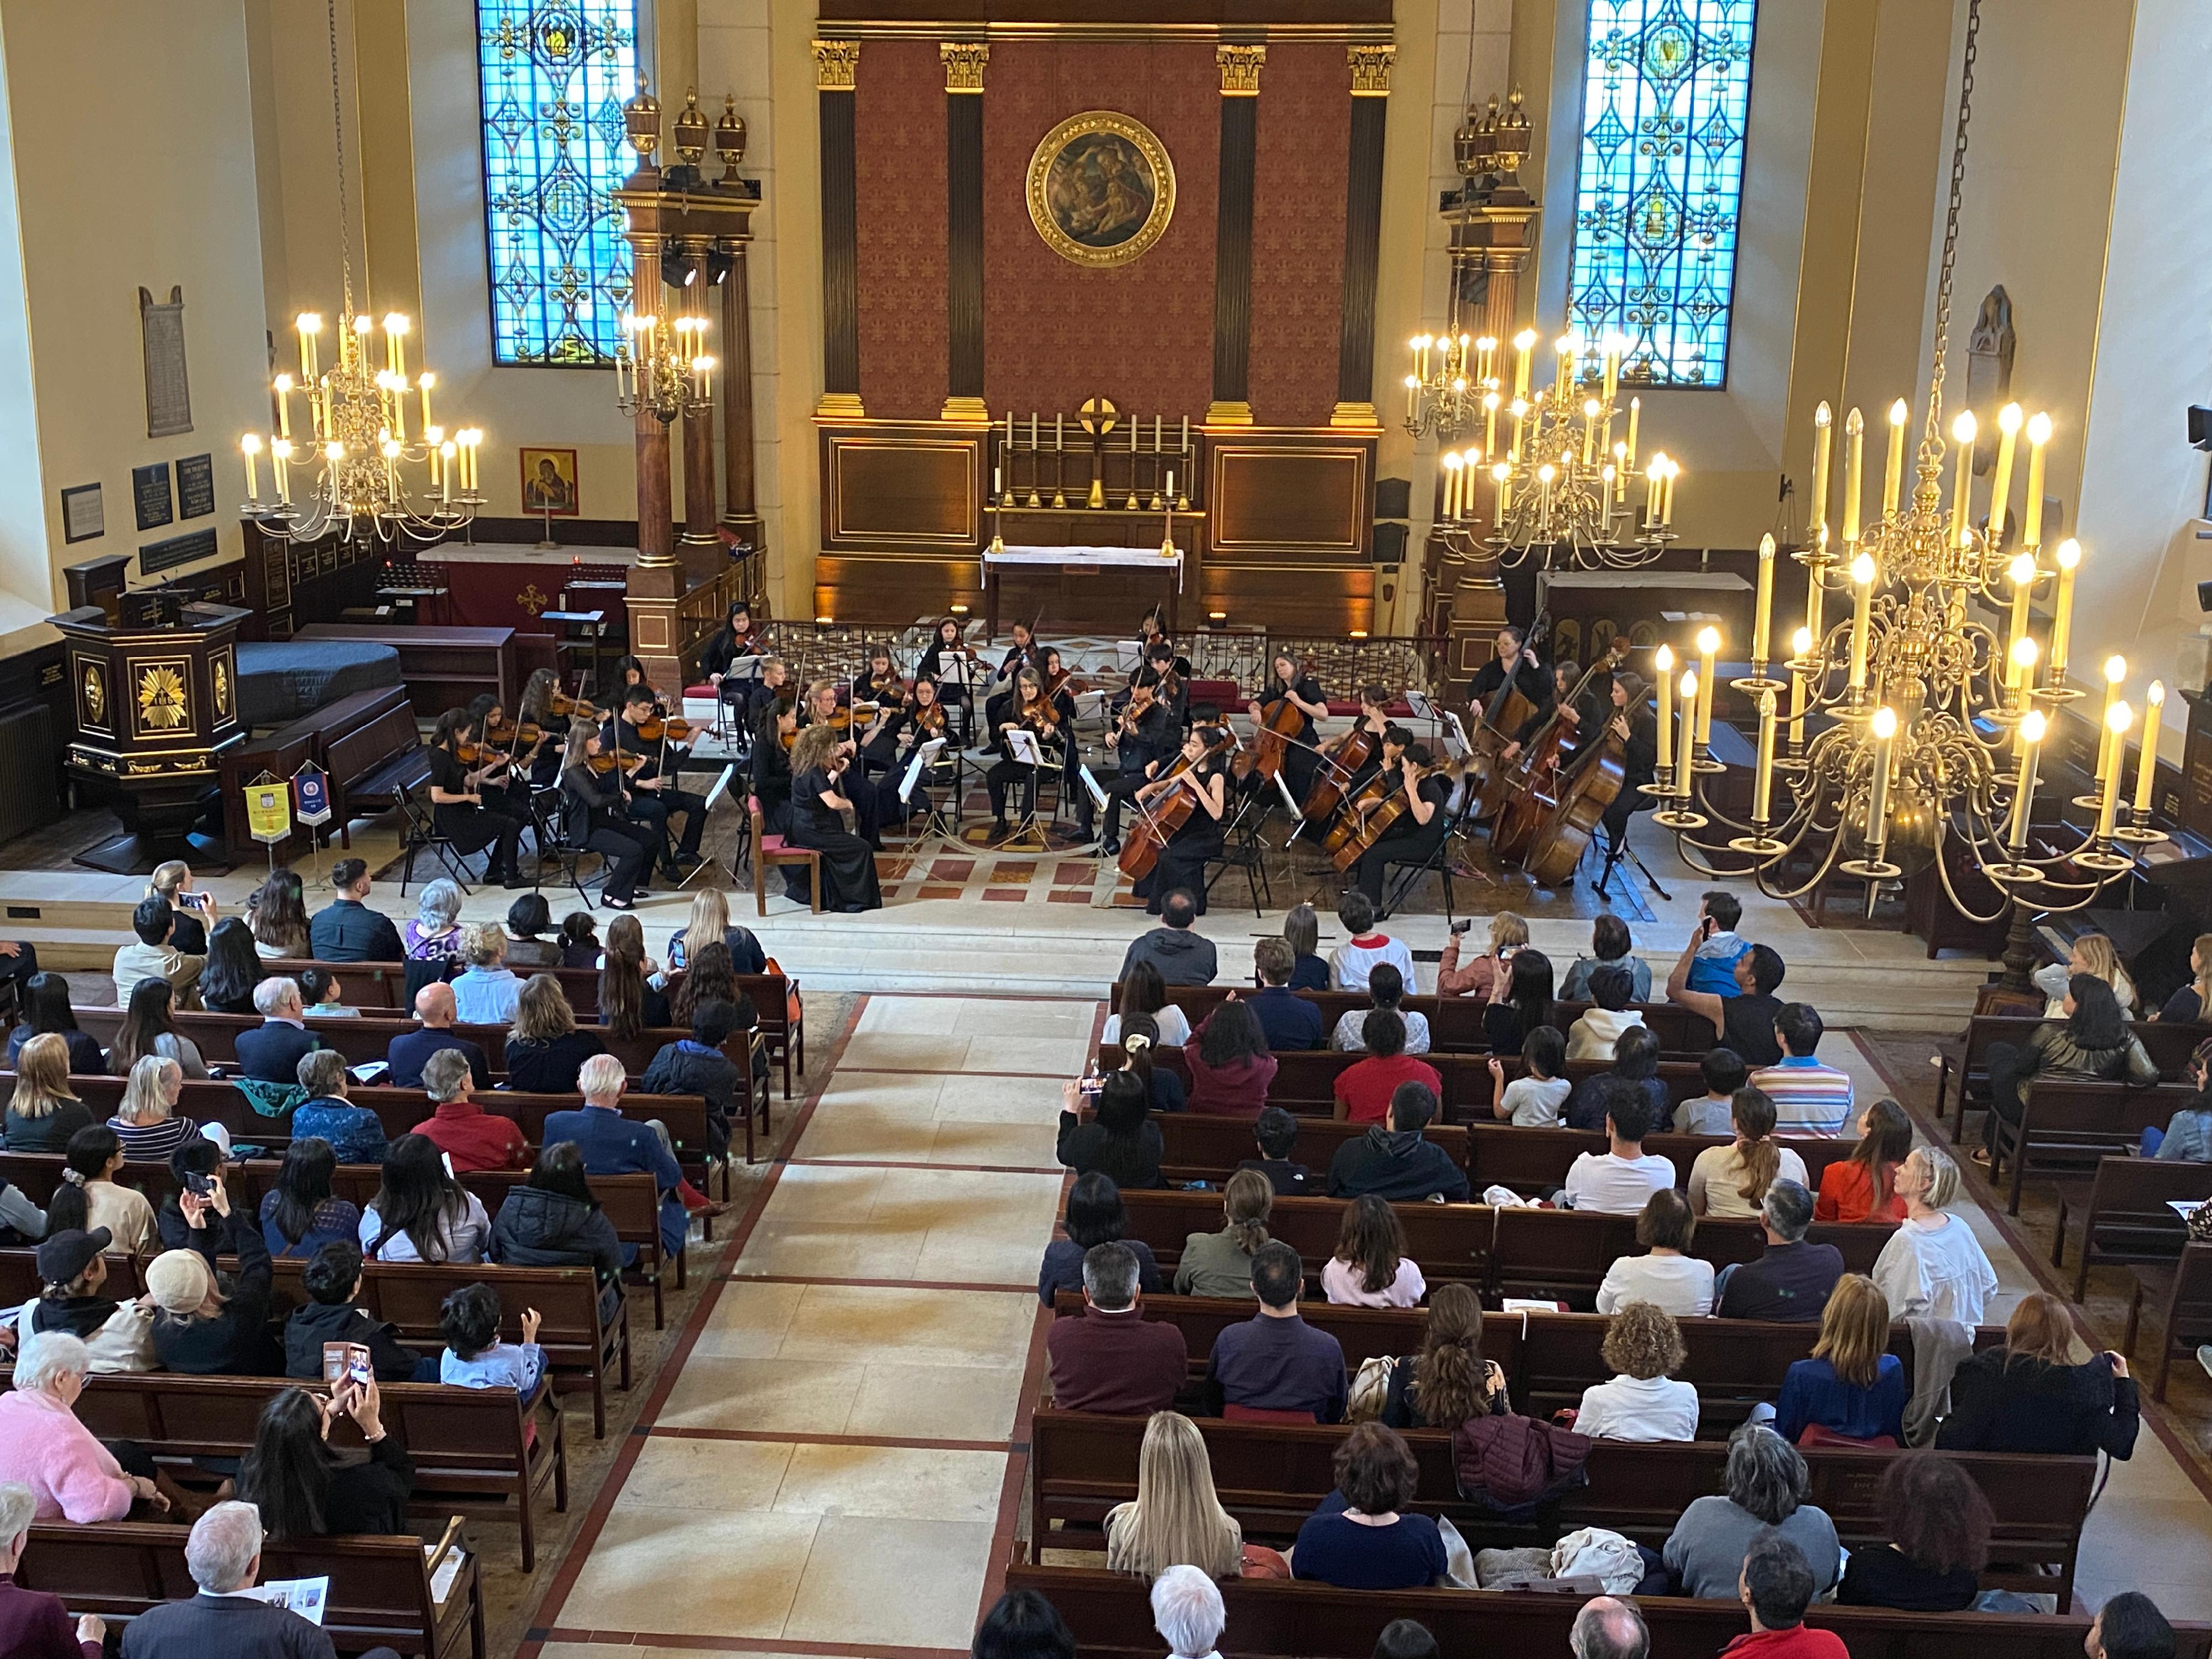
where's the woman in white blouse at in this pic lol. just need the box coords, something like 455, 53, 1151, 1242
358, 1133, 492, 1264
1102, 961, 1192, 1048
1574, 1301, 1700, 1441
1871, 1146, 1997, 1327
1321, 1195, 1427, 1308
1597, 1189, 1715, 1317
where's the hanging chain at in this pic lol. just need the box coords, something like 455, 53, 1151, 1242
326, 0, 356, 316
1924, 0, 1980, 432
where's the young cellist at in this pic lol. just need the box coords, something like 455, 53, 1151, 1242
1246, 653, 1329, 802
1345, 739, 1453, 906
1129, 726, 1228, 916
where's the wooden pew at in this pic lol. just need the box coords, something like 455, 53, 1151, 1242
1937, 1014, 2208, 1142
1100, 1047, 1713, 1120
1990, 1079, 2194, 1214
2128, 1240, 2212, 1402
1026, 1411, 2094, 1599
18, 1521, 484, 1659
62, 1372, 565, 1572
1489, 1206, 1893, 1301
1006, 1562, 2211, 1659
2052, 1155, 2212, 1300
1114, 984, 1714, 1056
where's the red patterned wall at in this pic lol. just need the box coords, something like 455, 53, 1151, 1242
980, 41, 1220, 422
853, 40, 950, 420
1248, 43, 1350, 425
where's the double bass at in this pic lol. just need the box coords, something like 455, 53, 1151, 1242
1488, 640, 1631, 867
1118, 730, 1234, 883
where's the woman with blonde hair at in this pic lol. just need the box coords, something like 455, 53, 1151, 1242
1688, 1087, 1807, 1219
788, 722, 880, 911
1871, 1147, 1996, 1326
2036, 930, 2136, 1017
668, 887, 766, 975
108, 1054, 229, 1160
1437, 910, 1528, 999
1379, 1282, 1506, 1432
1772, 1275, 1905, 1445
3, 1033, 92, 1152
452, 923, 521, 1024
1574, 1302, 1698, 1441
2156, 933, 2212, 1022
1104, 1411, 1286, 1580
1174, 1169, 1271, 1297
1936, 1291, 2139, 1457
504, 973, 604, 1093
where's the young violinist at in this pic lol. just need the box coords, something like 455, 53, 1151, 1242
1345, 739, 1454, 906
750, 697, 799, 836
799, 678, 902, 844
788, 722, 883, 913
607, 684, 708, 880
426, 707, 528, 888
1466, 624, 1554, 760
740, 657, 791, 733
1141, 638, 1190, 731
983, 623, 1045, 734
1129, 726, 1229, 917
1089, 668, 1175, 853
516, 668, 572, 790
854, 643, 906, 713
701, 599, 766, 700
1246, 653, 1329, 801
461, 695, 528, 819
557, 718, 656, 911
987, 667, 1060, 833
873, 674, 950, 815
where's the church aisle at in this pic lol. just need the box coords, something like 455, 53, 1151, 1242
519, 993, 1091, 1659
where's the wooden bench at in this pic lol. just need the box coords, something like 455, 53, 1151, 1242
1100, 1048, 1714, 1120
60, 1371, 566, 1572
1989, 1079, 2192, 1214
1005, 1562, 2211, 1659
1116, 985, 1714, 1056
2127, 1240, 2212, 1401
18, 1521, 484, 1659
1938, 1014, 2208, 1142
1027, 1410, 2093, 1599
2053, 1155, 2212, 1300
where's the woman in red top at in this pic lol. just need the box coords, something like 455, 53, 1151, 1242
1181, 1000, 1277, 1116
1332, 1010, 1444, 1124
1814, 1097, 1912, 1222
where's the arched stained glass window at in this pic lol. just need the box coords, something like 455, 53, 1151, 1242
478, 2, 639, 366
1569, 0, 1756, 388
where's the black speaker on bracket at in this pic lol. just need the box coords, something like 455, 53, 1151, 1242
1373, 522, 1408, 567
1375, 477, 1412, 521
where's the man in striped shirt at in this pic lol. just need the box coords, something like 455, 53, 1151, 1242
1748, 1004, 1855, 1136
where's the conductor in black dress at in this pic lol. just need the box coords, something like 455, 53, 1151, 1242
1129, 727, 1229, 916
1466, 624, 1555, 758
557, 719, 656, 911
426, 708, 527, 886
1347, 741, 1454, 906
1245, 653, 1330, 806
788, 723, 883, 912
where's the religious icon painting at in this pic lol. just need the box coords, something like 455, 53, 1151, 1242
1026, 111, 1176, 269
519, 447, 581, 517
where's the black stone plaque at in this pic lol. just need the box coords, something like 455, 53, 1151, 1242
139, 526, 217, 576
132, 462, 173, 532
176, 454, 215, 520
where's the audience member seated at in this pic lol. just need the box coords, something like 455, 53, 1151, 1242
1938, 1290, 2139, 1457
1329, 1082, 1469, 1202
1183, 1000, 1277, 1116
1717, 1180, 1841, 1322
119, 1500, 378, 1659
198, 919, 265, 1016
504, 973, 606, 1094
1058, 1069, 1165, 1190
1103, 1410, 1287, 1578
1724, 1534, 1846, 1659
0, 1331, 164, 1521
1836, 1453, 1990, 1610
1322, 1194, 1426, 1308
491, 1142, 627, 1324
1281, 902, 1333, 993
249, 869, 311, 959
283, 1239, 422, 1384
1668, 923, 1787, 1069
1666, 1423, 1840, 1599
236, 978, 320, 1084
1980, 973, 2157, 1164
1482, 948, 1555, 1057
1595, 1189, 1714, 1317
1151, 1566, 1231, 1659
46, 1126, 154, 1254
1235, 1105, 1312, 1195
1685, 891, 1751, 994
2158, 936, 2212, 1022
560, 914, 599, 971
306, 858, 405, 963
410, 1048, 528, 1172
1045, 1241, 1186, 1416
8, 974, 103, 1074
1332, 1013, 1442, 1126
152, 1141, 223, 1254
361, 1133, 493, 1263
108, 975, 209, 1079
1104, 960, 1194, 1048
1332, 963, 1428, 1055
404, 879, 466, 974
290, 1050, 387, 1165
3, 1035, 91, 1154
112, 896, 205, 1009
1816, 1098, 1913, 1222
1176, 1170, 1273, 1298
1871, 1147, 1995, 1326
1568, 1599, 1650, 1659
259, 1139, 363, 1261
19, 1227, 152, 1370
1203, 1239, 1348, 1422
1749, 1005, 1855, 1137
1689, 1087, 1807, 1219
0, 1479, 105, 1659
1564, 1025, 1672, 1133
147, 1176, 273, 1374
1563, 1085, 1674, 1215
1115, 1015, 1186, 1116
1247, 938, 1324, 1052
1290, 1422, 1446, 1588
295, 966, 356, 1020
0, 1164, 44, 1244
1436, 911, 1527, 999
1560, 914, 1653, 1004
640, 998, 745, 1162
387, 982, 489, 1091
452, 924, 523, 1025
1773, 1274, 1905, 1445
1040, 1173, 1164, 1305
1329, 894, 1414, 993
1574, 1301, 1698, 1441
600, 929, 674, 1040
238, 1381, 413, 1537
1565, 964, 1645, 1063
2085, 1593, 2177, 1659
546, 1055, 693, 1258
971, 1588, 1076, 1659
499, 893, 561, 968
1489, 1024, 1571, 1126
439, 1281, 547, 1395
1375, 1281, 1506, 1431
667, 889, 768, 975
1678, 1048, 1750, 1136
2144, 1037, 2212, 1160
1120, 891, 1218, 987
109, 1054, 229, 1161
2036, 931, 2138, 1019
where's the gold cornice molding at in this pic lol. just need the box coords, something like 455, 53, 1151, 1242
1217, 44, 1265, 96
822, 21, 1391, 43
813, 40, 860, 91
1347, 44, 1394, 96
940, 41, 988, 92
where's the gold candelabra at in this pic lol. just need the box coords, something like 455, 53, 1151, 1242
614, 309, 714, 424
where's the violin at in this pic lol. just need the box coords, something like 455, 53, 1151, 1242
911, 700, 947, 739
586, 752, 647, 775
633, 714, 696, 745
543, 691, 599, 722
482, 719, 545, 749
780, 703, 878, 750
1042, 665, 1079, 701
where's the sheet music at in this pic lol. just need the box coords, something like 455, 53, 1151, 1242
1080, 764, 1110, 811
901, 738, 946, 801
702, 763, 737, 813
1441, 711, 1472, 760
1006, 729, 1045, 768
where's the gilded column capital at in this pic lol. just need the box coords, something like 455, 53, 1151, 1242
812, 40, 859, 92
1347, 45, 1395, 97
1217, 45, 1266, 97
940, 42, 989, 93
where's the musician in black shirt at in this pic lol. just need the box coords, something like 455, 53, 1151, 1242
425, 708, 528, 887
1246, 653, 1330, 804
1091, 670, 1176, 853
1129, 727, 1229, 916
987, 669, 1061, 832
1346, 742, 1455, 905
1465, 624, 1554, 755
789, 723, 883, 912
797, 677, 904, 845
917, 617, 983, 745
557, 719, 655, 910
1599, 670, 1661, 847
606, 685, 708, 879
701, 600, 765, 700
750, 701, 799, 834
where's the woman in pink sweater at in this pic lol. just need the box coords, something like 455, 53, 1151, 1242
0, 1331, 153, 1522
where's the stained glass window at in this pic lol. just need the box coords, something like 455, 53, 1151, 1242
478, 2, 638, 366
1569, 0, 1756, 388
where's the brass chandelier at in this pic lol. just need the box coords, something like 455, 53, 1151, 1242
1652, 0, 2146, 926
240, 0, 482, 545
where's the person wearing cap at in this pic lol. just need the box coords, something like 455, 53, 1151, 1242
146, 1173, 273, 1375
0, 1332, 167, 1523
18, 1226, 154, 1372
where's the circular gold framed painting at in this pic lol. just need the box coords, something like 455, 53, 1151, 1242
1026, 111, 1176, 269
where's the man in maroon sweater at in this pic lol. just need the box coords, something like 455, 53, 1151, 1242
1045, 1243, 1187, 1414
0, 1480, 103, 1659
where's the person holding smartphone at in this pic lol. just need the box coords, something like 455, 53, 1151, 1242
147, 860, 218, 956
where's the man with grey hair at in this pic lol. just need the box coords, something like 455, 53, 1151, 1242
1150, 1563, 1225, 1659
1569, 1597, 1648, 1659
234, 978, 317, 1085
120, 1500, 401, 1659
1044, 1240, 1186, 1415
385, 981, 488, 1091
1715, 1178, 1843, 1322
0, 1479, 104, 1657
1662, 1423, 1839, 1600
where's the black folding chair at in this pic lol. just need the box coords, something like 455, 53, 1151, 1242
1204, 791, 1274, 917
397, 784, 478, 896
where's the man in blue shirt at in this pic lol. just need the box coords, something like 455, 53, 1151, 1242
1248, 938, 1324, 1051
1203, 1240, 1347, 1422
543, 1053, 691, 1256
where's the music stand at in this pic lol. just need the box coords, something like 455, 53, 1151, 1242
937, 654, 988, 752
994, 728, 1053, 851
1404, 690, 1440, 734
900, 739, 960, 847
676, 764, 742, 890
1439, 710, 1473, 761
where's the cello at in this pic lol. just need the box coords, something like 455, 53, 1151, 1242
1328, 755, 1452, 873
1521, 713, 1629, 886
1300, 707, 1387, 825
1246, 660, 1316, 782
1488, 641, 1630, 864
1118, 729, 1235, 883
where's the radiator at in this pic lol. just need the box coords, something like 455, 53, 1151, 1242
0, 701, 60, 846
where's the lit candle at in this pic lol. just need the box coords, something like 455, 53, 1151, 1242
1788, 627, 1811, 746
1554, 333, 1575, 400
1804, 523, 1826, 652
384, 313, 408, 379
1625, 397, 1640, 474
1867, 706, 1897, 848
1883, 399, 1908, 516
1582, 399, 1599, 467
272, 374, 293, 440
419, 372, 435, 431
271, 439, 291, 504
240, 434, 261, 502
440, 441, 456, 506
1810, 401, 1833, 545
2096, 655, 2127, 782
1512, 328, 1535, 399
2010, 710, 2046, 851
1510, 399, 1527, 463
2022, 412, 2051, 546
2098, 701, 2132, 842
1676, 670, 1698, 796
1483, 391, 1499, 460
1841, 407, 1864, 545
1848, 551, 1876, 691
2050, 538, 2081, 671
1403, 374, 1418, 421
1655, 644, 1675, 753
1949, 410, 1977, 544
295, 313, 317, 381
2009, 635, 2038, 696
1661, 458, 1679, 526
2137, 681, 2166, 814
1490, 463, 1509, 526
1695, 625, 1720, 748
1442, 452, 1463, 520
1753, 689, 1777, 822
1752, 533, 1776, 664
2006, 552, 2037, 674
1990, 403, 2021, 546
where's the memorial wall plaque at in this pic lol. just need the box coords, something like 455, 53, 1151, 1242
132, 463, 173, 532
